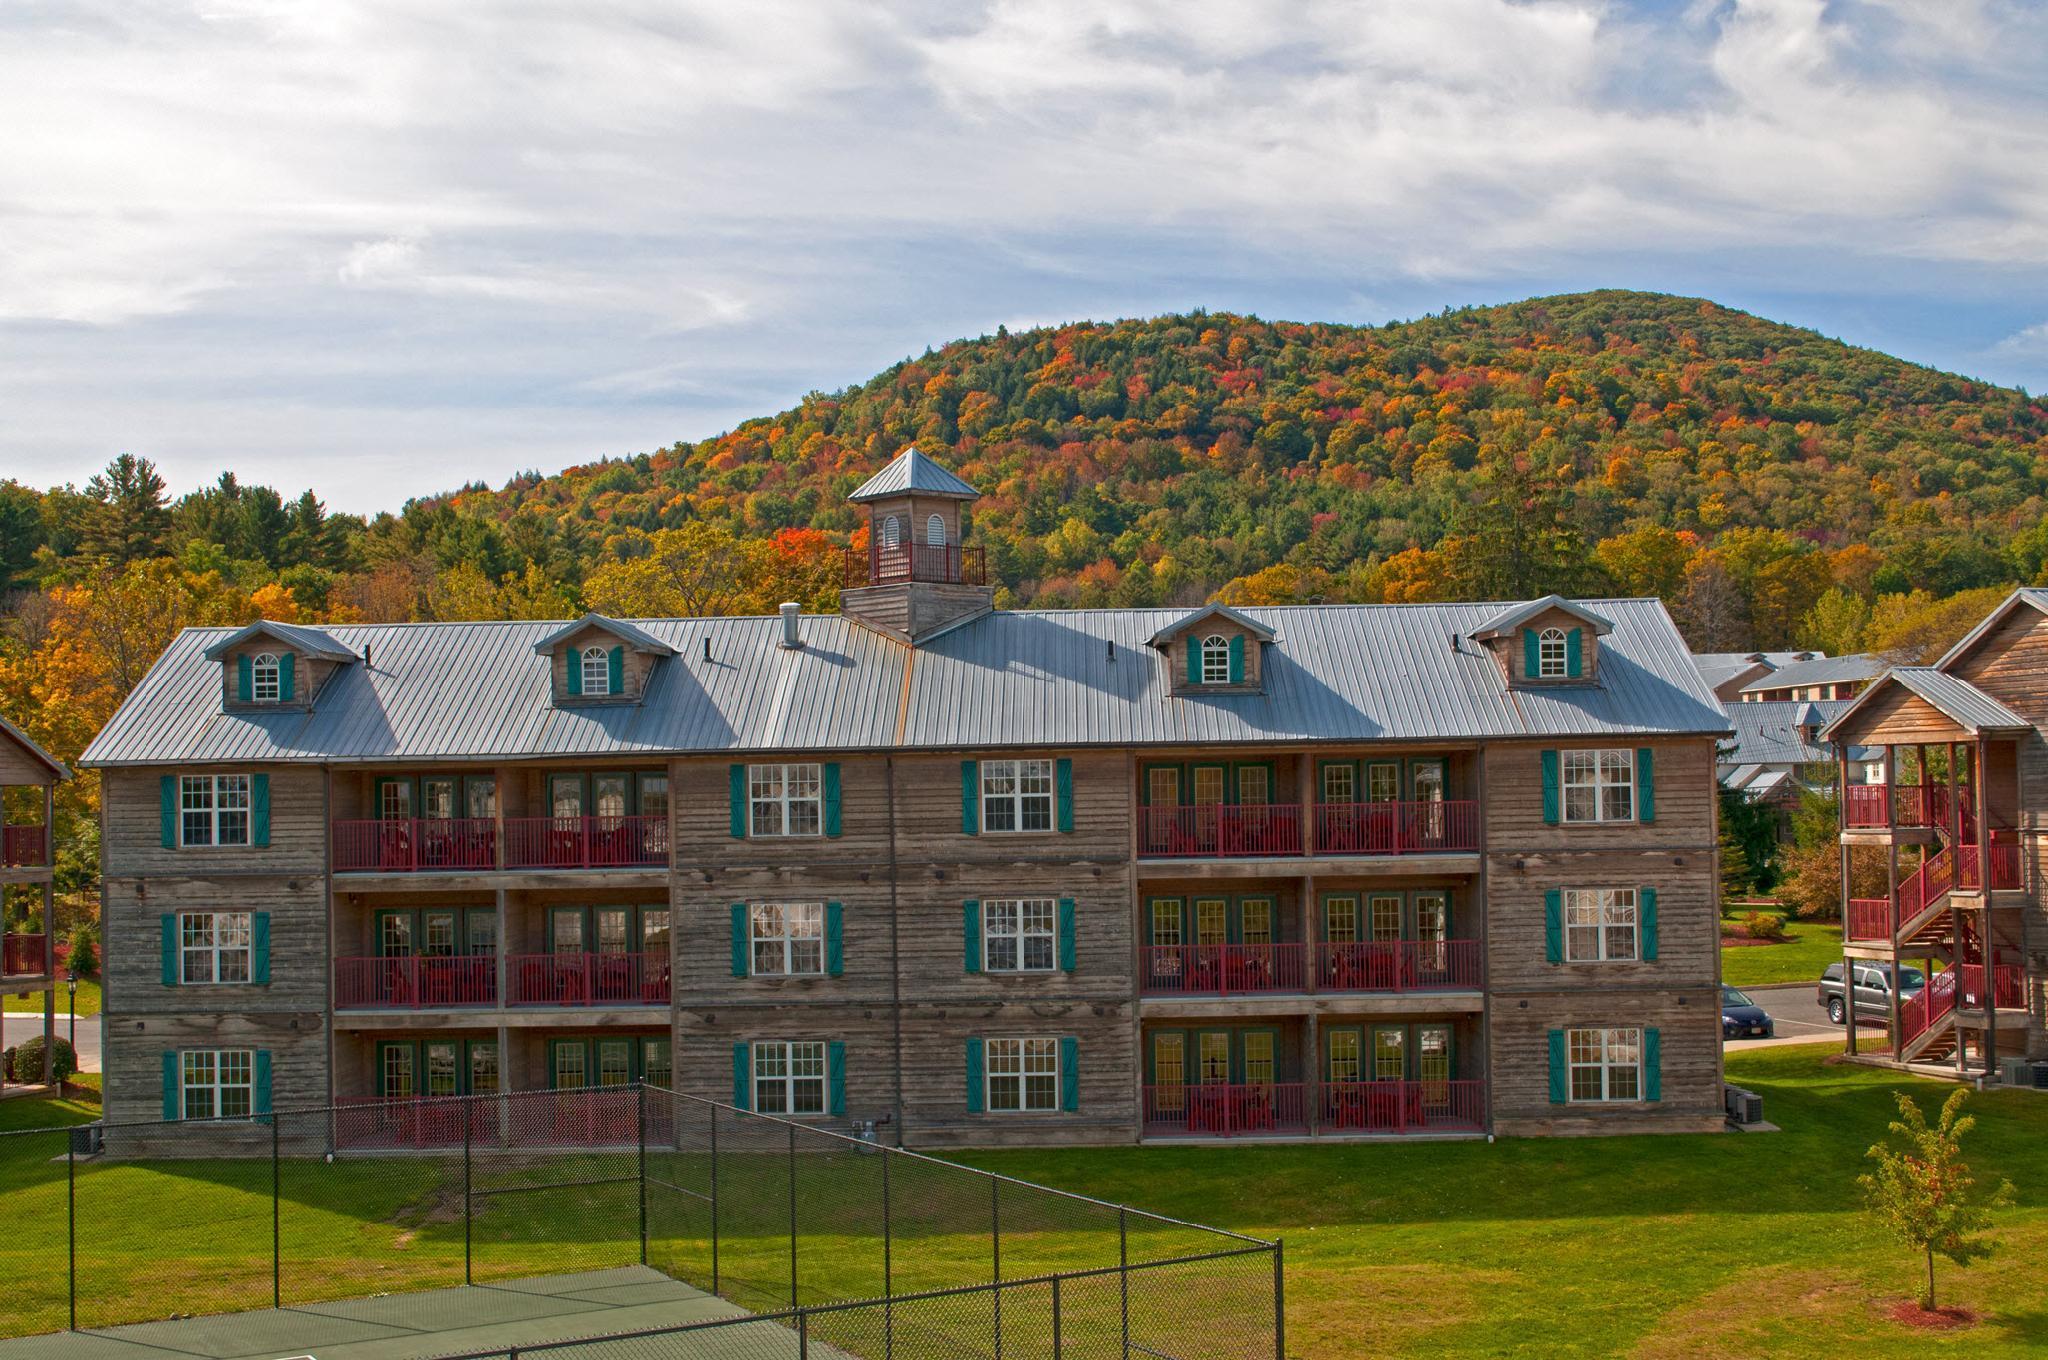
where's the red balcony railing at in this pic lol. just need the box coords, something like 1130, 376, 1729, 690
335, 955, 497, 1009
333, 818, 497, 872
334, 1096, 498, 1150
504, 816, 668, 869
1843, 784, 1975, 830
1314, 801, 1480, 855
1320, 1080, 1486, 1134
2, 933, 47, 977
844, 542, 987, 587
1956, 833, 2023, 892
1316, 940, 1481, 992
1, 824, 47, 868
1141, 1083, 1307, 1137
1138, 805, 1303, 858
510, 952, 671, 1007
1845, 899, 1893, 943
1139, 944, 1308, 996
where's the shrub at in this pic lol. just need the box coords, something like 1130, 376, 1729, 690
6, 1034, 77, 1084
1743, 910, 1789, 942
65, 921, 99, 980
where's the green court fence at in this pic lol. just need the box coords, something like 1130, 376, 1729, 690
0, 1084, 1282, 1359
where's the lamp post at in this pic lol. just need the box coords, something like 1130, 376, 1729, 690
65, 969, 77, 1062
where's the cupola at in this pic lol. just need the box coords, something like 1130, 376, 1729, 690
839, 446, 994, 645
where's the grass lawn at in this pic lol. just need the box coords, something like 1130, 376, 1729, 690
3, 977, 100, 1014
1722, 910, 1843, 987
5, 1046, 2047, 1356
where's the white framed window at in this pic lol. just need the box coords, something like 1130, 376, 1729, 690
581, 646, 611, 696
1537, 628, 1567, 679
750, 902, 824, 976
981, 759, 1054, 833
251, 652, 282, 702
926, 513, 945, 547
1567, 1027, 1642, 1102
1200, 634, 1230, 684
880, 515, 901, 550
1562, 749, 1635, 823
180, 774, 252, 847
987, 1037, 1059, 1112
984, 899, 1056, 972
1564, 889, 1638, 962
749, 763, 822, 837
181, 1049, 254, 1120
180, 911, 252, 984
754, 1040, 827, 1115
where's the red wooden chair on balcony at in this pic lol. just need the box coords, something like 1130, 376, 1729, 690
1187, 1084, 1234, 1134
1233, 1085, 1277, 1133
1186, 947, 1225, 994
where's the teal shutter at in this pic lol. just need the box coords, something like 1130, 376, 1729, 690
1636, 748, 1655, 822
236, 654, 252, 702
608, 645, 624, 695
963, 901, 982, 973
1186, 638, 1201, 685
728, 765, 747, 838
826, 902, 844, 976
1523, 629, 1539, 678
1059, 1037, 1080, 1112
731, 1044, 751, 1110
251, 773, 270, 847
960, 760, 979, 834
965, 1038, 985, 1114
251, 912, 271, 984
1566, 628, 1583, 678
1544, 889, 1562, 964
566, 652, 583, 696
1058, 899, 1077, 973
255, 1050, 273, 1118
279, 653, 296, 701
823, 763, 843, 837
1227, 634, 1244, 683
1055, 758, 1074, 832
163, 1051, 180, 1120
730, 904, 749, 977
1640, 888, 1658, 961
161, 914, 179, 985
828, 1041, 847, 1116
1547, 1031, 1567, 1104
1643, 1028, 1662, 1101
1540, 750, 1560, 825
160, 776, 177, 848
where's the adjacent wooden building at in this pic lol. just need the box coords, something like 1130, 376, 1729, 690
1, 713, 68, 1089
84, 448, 1733, 1146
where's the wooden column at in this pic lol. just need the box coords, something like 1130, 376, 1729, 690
1841, 743, 1858, 1056
41, 782, 56, 1086
1977, 736, 1995, 1080
1304, 1012, 1320, 1139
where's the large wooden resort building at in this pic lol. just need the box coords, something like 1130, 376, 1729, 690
84, 448, 1736, 1147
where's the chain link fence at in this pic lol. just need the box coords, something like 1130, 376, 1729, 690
2, 1084, 1281, 1359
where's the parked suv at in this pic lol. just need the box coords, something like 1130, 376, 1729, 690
1818, 961, 1925, 1025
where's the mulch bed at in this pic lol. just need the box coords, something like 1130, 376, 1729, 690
1719, 936, 1781, 947
1887, 1300, 1976, 1330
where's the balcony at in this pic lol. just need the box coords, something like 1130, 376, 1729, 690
1320, 1080, 1486, 1134
1142, 1083, 1308, 1137
1139, 805, 1303, 858
2, 824, 48, 868
1313, 801, 1480, 855
504, 816, 668, 870
1842, 784, 1969, 830
510, 952, 671, 1007
1138, 941, 1480, 997
844, 542, 986, 587
2, 932, 47, 978
334, 1097, 498, 1150
335, 956, 498, 1010
1136, 801, 1480, 860
334, 818, 496, 873
333, 1089, 645, 1150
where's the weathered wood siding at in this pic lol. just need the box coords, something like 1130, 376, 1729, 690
102, 766, 326, 877
1488, 990, 1724, 1136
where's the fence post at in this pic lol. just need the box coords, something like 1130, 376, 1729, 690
787, 1121, 799, 1309
798, 1310, 810, 1360
709, 1105, 720, 1296
67, 1133, 76, 1331
463, 1095, 474, 1287
991, 1176, 1002, 1359
1052, 1274, 1062, 1360
1119, 1206, 1130, 1359
271, 1110, 281, 1309
1273, 1239, 1286, 1360
636, 1082, 648, 1267
881, 1141, 893, 1360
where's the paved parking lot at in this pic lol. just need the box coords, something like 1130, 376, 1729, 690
1724, 983, 1840, 1049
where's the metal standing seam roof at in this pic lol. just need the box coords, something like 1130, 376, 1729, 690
200, 619, 359, 663
847, 446, 981, 502
1716, 698, 1856, 768
79, 598, 1731, 768
1820, 667, 2034, 743
1736, 653, 1884, 694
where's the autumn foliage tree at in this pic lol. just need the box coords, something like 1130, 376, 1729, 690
1860, 1089, 2013, 1311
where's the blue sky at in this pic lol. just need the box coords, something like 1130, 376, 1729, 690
3, 0, 2047, 514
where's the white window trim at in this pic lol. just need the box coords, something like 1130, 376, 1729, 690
1536, 628, 1567, 679
250, 652, 282, 702
1566, 1026, 1642, 1103
580, 646, 612, 696
180, 910, 253, 985
1561, 748, 1636, 824
181, 1048, 255, 1121
749, 902, 825, 977
1564, 888, 1638, 962
748, 762, 823, 838
1199, 634, 1231, 684
983, 898, 1057, 973
980, 758, 1055, 834
986, 1036, 1060, 1113
753, 1040, 828, 1116
180, 774, 252, 847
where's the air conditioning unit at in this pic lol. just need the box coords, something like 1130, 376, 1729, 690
69, 1123, 103, 1157
2033, 1062, 2048, 1091
1723, 1085, 1764, 1126
1998, 1057, 2032, 1087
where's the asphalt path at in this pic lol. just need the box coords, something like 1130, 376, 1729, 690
1724, 982, 1841, 1050
0, 1010, 98, 1072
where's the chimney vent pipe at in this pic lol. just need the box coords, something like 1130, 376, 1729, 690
779, 602, 802, 649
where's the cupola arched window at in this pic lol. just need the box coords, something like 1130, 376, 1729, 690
880, 515, 901, 551
926, 513, 946, 547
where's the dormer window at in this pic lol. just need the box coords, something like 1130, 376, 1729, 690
580, 646, 612, 697
1537, 629, 1568, 679
1200, 635, 1231, 684
250, 653, 282, 702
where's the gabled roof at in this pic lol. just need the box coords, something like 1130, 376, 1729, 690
1468, 595, 1614, 642
201, 619, 358, 663
0, 712, 69, 781
531, 613, 677, 657
848, 446, 981, 503
1737, 653, 1883, 694
1934, 586, 2048, 670
1719, 698, 1855, 768
1146, 603, 1278, 648
1821, 667, 2033, 742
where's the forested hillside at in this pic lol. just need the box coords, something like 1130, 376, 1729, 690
5, 289, 2047, 903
